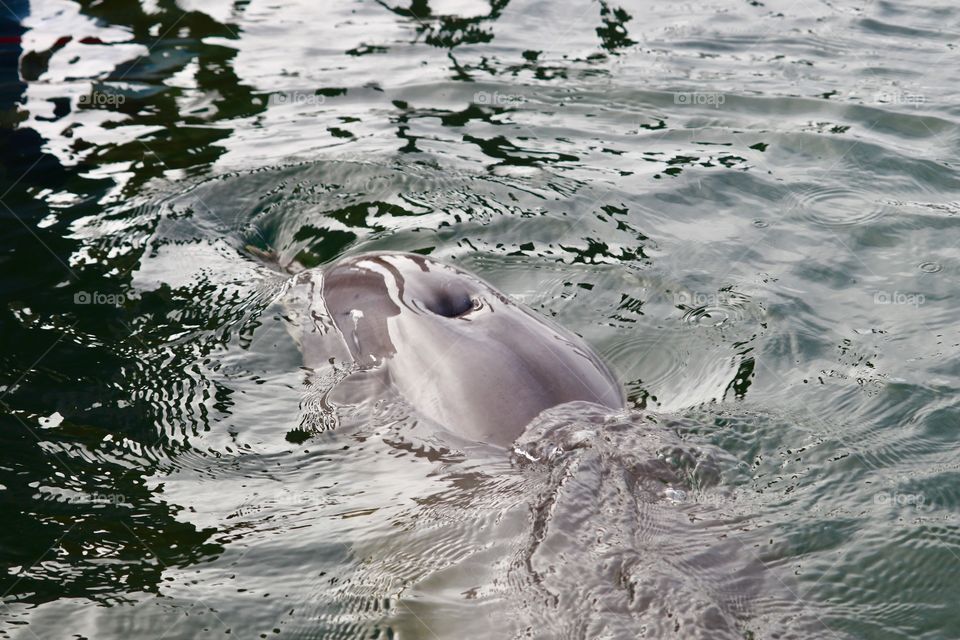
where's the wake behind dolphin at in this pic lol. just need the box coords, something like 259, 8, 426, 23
286, 251, 624, 446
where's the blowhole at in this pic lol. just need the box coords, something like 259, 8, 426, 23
424, 292, 476, 318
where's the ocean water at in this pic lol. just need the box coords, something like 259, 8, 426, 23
1, 0, 959, 638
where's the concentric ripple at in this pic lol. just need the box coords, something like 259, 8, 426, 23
678, 289, 763, 327
788, 184, 894, 228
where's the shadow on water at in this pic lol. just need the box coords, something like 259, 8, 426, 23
0, 0, 255, 619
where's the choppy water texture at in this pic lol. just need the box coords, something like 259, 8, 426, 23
1, 0, 959, 638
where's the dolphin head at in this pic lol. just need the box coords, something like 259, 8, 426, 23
314, 252, 625, 447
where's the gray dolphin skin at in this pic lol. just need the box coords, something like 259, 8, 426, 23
294, 251, 625, 446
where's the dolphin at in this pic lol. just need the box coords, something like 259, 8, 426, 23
286, 251, 624, 447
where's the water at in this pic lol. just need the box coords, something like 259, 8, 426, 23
1, 0, 959, 637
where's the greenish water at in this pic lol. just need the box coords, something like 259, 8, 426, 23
1, 0, 959, 638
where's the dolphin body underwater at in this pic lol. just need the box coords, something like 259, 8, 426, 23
283, 251, 625, 445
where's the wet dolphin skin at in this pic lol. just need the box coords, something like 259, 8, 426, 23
312, 252, 625, 446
